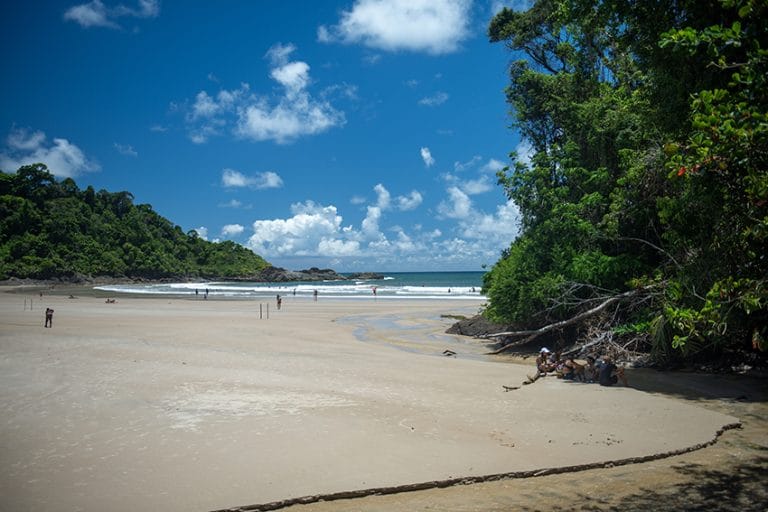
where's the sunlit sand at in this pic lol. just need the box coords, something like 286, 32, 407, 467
0, 289, 739, 511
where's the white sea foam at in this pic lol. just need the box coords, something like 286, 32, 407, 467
94, 272, 486, 299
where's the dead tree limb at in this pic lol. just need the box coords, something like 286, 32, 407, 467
486, 289, 640, 355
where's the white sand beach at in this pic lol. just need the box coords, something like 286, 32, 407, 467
0, 289, 748, 511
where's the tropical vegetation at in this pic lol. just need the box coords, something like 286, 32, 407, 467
0, 164, 270, 280
483, 0, 766, 362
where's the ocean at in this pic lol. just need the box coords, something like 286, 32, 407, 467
94, 271, 486, 300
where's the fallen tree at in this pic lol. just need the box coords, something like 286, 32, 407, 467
485, 288, 643, 355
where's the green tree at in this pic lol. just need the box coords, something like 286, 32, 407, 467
0, 165, 270, 281
486, 0, 767, 359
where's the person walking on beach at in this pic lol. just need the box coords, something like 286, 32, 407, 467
44, 307, 54, 328
276, 294, 282, 310
313, 289, 318, 301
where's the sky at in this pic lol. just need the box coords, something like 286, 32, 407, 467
1, 0, 532, 272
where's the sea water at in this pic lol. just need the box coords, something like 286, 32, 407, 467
94, 271, 486, 300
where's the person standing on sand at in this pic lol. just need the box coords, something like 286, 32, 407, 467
276, 294, 282, 310
44, 308, 54, 328
313, 289, 318, 301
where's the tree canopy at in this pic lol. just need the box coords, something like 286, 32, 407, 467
0, 164, 270, 280
483, 0, 767, 361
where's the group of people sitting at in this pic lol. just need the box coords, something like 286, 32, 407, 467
534, 347, 628, 387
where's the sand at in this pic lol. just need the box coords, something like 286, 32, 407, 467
0, 287, 762, 512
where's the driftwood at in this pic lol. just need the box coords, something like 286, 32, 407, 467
486, 289, 640, 355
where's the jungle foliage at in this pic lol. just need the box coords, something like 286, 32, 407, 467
0, 164, 270, 280
483, 0, 767, 360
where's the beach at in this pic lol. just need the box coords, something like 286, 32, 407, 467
0, 287, 765, 511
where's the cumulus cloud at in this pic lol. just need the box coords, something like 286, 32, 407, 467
248, 201, 356, 257
361, 205, 383, 238
221, 168, 284, 189
186, 44, 345, 144
245, 189, 519, 271
396, 190, 423, 211
373, 183, 391, 209
0, 127, 99, 178
63, 0, 159, 29
420, 147, 434, 167
194, 226, 209, 240
418, 92, 449, 107
221, 224, 245, 237
438, 186, 472, 219
318, 0, 472, 55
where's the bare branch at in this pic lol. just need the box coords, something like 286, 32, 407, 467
486, 288, 642, 355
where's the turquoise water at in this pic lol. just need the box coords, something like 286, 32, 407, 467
95, 271, 486, 300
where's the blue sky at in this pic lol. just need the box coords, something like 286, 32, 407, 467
1, 0, 530, 272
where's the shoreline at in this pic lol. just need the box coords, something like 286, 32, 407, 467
0, 287, 764, 511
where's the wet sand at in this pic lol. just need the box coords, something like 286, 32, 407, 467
0, 287, 762, 511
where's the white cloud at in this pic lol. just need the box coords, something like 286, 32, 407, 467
221, 168, 284, 189
319, 0, 472, 55
446, 156, 505, 194
221, 224, 245, 237
64, 0, 115, 28
64, 0, 159, 29
318, 238, 361, 256
194, 227, 209, 240
373, 183, 391, 209
420, 147, 434, 167
453, 155, 482, 172
361, 205, 383, 238
515, 139, 534, 168
240, 159, 520, 271
258, 171, 284, 189
396, 190, 422, 211
460, 176, 493, 195
186, 45, 344, 144
438, 186, 472, 219
418, 91, 449, 107
0, 128, 99, 178
114, 142, 137, 157
248, 201, 353, 257
244, 191, 519, 271
219, 199, 243, 208
450, 200, 520, 259
270, 61, 310, 94
482, 158, 506, 173
265, 43, 296, 66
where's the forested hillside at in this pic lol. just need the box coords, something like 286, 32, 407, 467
483, 0, 766, 362
0, 164, 269, 280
